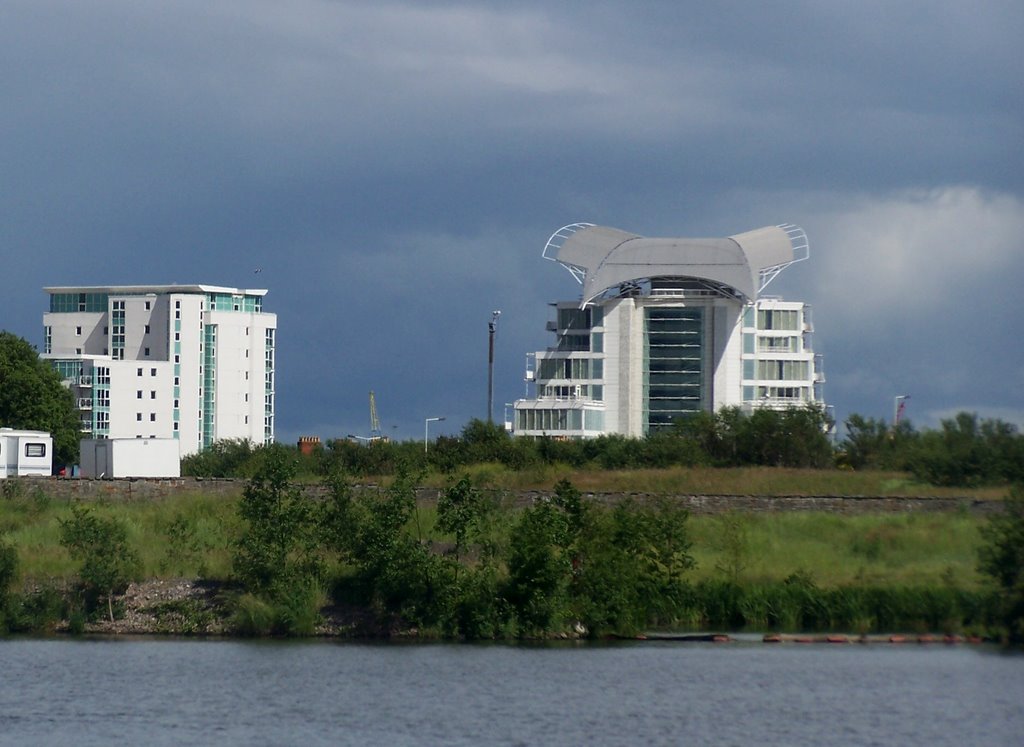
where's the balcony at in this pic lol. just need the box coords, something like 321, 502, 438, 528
77, 398, 93, 410
78, 375, 93, 387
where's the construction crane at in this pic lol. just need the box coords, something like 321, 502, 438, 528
368, 391, 384, 441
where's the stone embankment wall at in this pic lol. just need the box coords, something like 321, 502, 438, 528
2, 476, 1004, 515
6, 476, 243, 501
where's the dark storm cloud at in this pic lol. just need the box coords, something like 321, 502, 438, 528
2, 1, 1021, 440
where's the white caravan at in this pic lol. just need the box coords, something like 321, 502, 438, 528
0, 428, 53, 478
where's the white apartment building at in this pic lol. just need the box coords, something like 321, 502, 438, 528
513, 224, 825, 439
42, 285, 276, 457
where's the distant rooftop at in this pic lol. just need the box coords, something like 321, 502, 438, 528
43, 284, 268, 297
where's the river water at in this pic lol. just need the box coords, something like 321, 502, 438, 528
1, 638, 1021, 746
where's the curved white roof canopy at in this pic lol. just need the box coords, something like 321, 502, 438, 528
543, 223, 808, 306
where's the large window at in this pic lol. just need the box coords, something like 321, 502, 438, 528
758, 336, 798, 353
49, 292, 108, 313
557, 307, 593, 331
757, 309, 799, 331
757, 386, 809, 401
537, 357, 602, 381
516, 408, 585, 432
556, 333, 590, 352
756, 360, 810, 381
644, 307, 704, 431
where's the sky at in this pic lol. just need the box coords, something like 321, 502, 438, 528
2, 1, 1022, 444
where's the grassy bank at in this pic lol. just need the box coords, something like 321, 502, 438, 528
0, 490, 989, 588
0, 472, 1008, 638
416, 465, 1006, 498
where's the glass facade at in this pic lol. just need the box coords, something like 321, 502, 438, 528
110, 301, 125, 360
758, 335, 798, 353
49, 292, 108, 313
264, 328, 275, 443
202, 325, 216, 448
94, 366, 110, 436
757, 308, 799, 330
756, 360, 810, 381
208, 293, 262, 313
516, 408, 584, 432
644, 307, 704, 432
537, 358, 602, 380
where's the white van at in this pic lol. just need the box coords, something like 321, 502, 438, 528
0, 428, 54, 478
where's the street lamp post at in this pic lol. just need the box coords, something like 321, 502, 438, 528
424, 416, 445, 454
488, 310, 501, 423
893, 394, 910, 427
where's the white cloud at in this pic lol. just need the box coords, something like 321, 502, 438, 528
805, 186, 1024, 331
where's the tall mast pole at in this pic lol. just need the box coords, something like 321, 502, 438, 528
488, 310, 501, 423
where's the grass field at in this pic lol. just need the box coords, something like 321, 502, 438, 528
0, 476, 994, 591
418, 464, 1007, 499
687, 511, 984, 588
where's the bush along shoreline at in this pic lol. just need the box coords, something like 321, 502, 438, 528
1, 450, 1021, 642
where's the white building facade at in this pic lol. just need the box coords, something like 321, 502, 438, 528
42, 285, 276, 457
513, 224, 824, 439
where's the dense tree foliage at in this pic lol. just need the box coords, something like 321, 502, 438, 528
978, 487, 1024, 643
910, 413, 1024, 487
840, 412, 1024, 487
187, 408, 834, 478
0, 331, 80, 466
183, 407, 1024, 491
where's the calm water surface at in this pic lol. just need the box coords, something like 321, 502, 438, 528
1, 637, 1021, 746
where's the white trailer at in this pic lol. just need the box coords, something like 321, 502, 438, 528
0, 428, 54, 478
80, 438, 181, 478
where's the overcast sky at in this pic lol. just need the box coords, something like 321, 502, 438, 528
2, 1, 1022, 443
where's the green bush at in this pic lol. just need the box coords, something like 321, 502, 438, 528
231, 593, 277, 636
978, 487, 1024, 642
232, 446, 321, 593
59, 504, 140, 622
5, 584, 67, 633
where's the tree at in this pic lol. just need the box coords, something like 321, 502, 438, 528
0, 331, 81, 466
841, 414, 893, 470
59, 504, 140, 622
505, 499, 569, 634
912, 413, 1023, 487
233, 446, 321, 594
437, 474, 492, 570
348, 466, 448, 627
978, 487, 1024, 643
